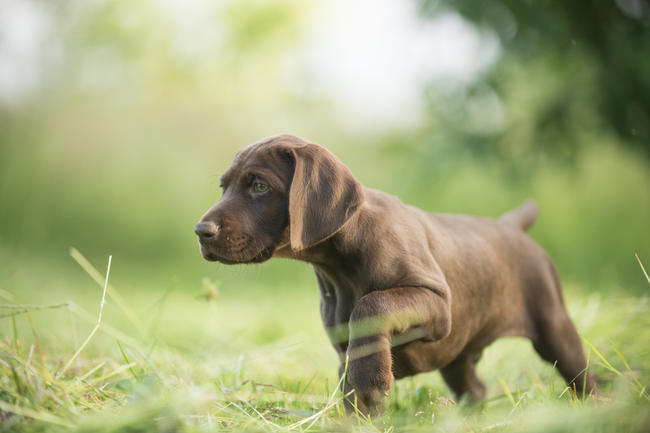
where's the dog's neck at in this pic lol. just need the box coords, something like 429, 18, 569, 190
273, 212, 361, 267
273, 233, 342, 266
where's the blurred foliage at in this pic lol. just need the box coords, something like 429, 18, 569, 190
420, 0, 650, 161
0, 0, 648, 297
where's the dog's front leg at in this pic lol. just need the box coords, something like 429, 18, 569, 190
341, 286, 451, 417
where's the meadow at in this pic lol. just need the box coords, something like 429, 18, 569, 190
2, 1, 650, 431
0, 245, 649, 432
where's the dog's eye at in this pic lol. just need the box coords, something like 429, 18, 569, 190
252, 182, 270, 193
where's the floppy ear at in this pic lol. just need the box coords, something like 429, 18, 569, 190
280, 141, 364, 251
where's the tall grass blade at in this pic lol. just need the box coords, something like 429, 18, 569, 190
0, 400, 73, 428
610, 340, 649, 399
91, 362, 137, 384
116, 339, 139, 381
79, 360, 106, 382
11, 314, 19, 354
69, 248, 145, 335
0, 303, 68, 318
498, 378, 517, 407
57, 255, 112, 378
635, 253, 650, 285
25, 311, 47, 367
582, 338, 620, 375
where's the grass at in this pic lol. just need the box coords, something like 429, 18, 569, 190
1, 250, 649, 432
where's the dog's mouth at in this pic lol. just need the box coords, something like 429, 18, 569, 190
199, 242, 275, 265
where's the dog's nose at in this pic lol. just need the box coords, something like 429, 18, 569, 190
195, 221, 219, 240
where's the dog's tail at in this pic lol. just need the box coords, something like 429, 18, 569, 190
499, 200, 539, 231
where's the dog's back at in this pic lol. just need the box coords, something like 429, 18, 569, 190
197, 135, 597, 415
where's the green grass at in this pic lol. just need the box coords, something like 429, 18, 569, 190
1, 250, 649, 432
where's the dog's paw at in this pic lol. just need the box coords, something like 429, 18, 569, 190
340, 349, 393, 417
344, 385, 389, 417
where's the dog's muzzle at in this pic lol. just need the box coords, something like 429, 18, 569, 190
195, 221, 219, 242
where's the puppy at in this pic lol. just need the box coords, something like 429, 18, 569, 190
195, 134, 596, 416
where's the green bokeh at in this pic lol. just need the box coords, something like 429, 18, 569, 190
0, 0, 648, 298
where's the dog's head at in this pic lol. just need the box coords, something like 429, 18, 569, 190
195, 134, 364, 264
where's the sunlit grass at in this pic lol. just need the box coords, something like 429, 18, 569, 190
1, 250, 649, 432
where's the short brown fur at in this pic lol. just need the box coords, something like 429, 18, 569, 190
195, 134, 597, 416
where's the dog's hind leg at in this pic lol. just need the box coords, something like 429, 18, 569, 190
440, 351, 486, 403
530, 307, 598, 396
528, 263, 597, 396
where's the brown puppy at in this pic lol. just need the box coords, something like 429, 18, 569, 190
195, 134, 597, 416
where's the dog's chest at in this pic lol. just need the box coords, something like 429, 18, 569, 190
313, 268, 365, 355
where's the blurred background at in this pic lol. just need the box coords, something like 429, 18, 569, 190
1, 0, 649, 301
